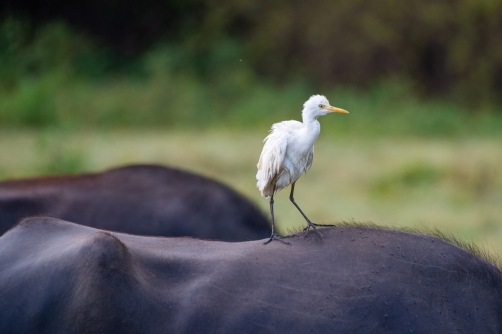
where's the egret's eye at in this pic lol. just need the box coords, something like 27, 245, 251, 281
319, 104, 323, 108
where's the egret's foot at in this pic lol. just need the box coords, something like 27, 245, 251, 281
303, 221, 335, 238
264, 233, 293, 245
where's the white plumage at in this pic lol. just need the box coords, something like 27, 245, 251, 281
256, 95, 348, 244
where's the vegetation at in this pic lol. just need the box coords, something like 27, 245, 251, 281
4, 0, 502, 104
1, 130, 501, 256
0, 17, 501, 134
0, 14, 500, 256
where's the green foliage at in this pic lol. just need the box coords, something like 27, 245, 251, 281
0, 17, 501, 135
0, 18, 94, 81
194, 0, 502, 105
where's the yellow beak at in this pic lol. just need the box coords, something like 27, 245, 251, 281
323, 105, 349, 114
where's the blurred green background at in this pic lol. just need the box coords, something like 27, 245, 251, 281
1, 1, 501, 253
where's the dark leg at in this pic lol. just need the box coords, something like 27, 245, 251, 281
289, 182, 335, 238
264, 185, 291, 245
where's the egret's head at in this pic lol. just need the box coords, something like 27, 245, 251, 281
302, 94, 349, 119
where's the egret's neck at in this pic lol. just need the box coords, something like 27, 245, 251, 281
301, 112, 321, 139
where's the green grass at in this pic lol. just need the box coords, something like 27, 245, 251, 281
1, 18, 501, 259
1, 130, 501, 256
2, 68, 502, 137
1, 18, 502, 136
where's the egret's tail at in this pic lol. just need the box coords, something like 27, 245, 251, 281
256, 170, 274, 198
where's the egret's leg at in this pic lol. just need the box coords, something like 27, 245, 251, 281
289, 182, 334, 238
264, 186, 291, 245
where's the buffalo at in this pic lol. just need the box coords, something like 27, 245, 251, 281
0, 217, 500, 333
0, 164, 270, 241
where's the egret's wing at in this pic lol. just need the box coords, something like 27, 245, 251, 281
269, 120, 304, 134
256, 121, 302, 195
272, 121, 313, 173
305, 146, 314, 171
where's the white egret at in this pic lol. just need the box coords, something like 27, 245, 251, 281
256, 95, 349, 244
